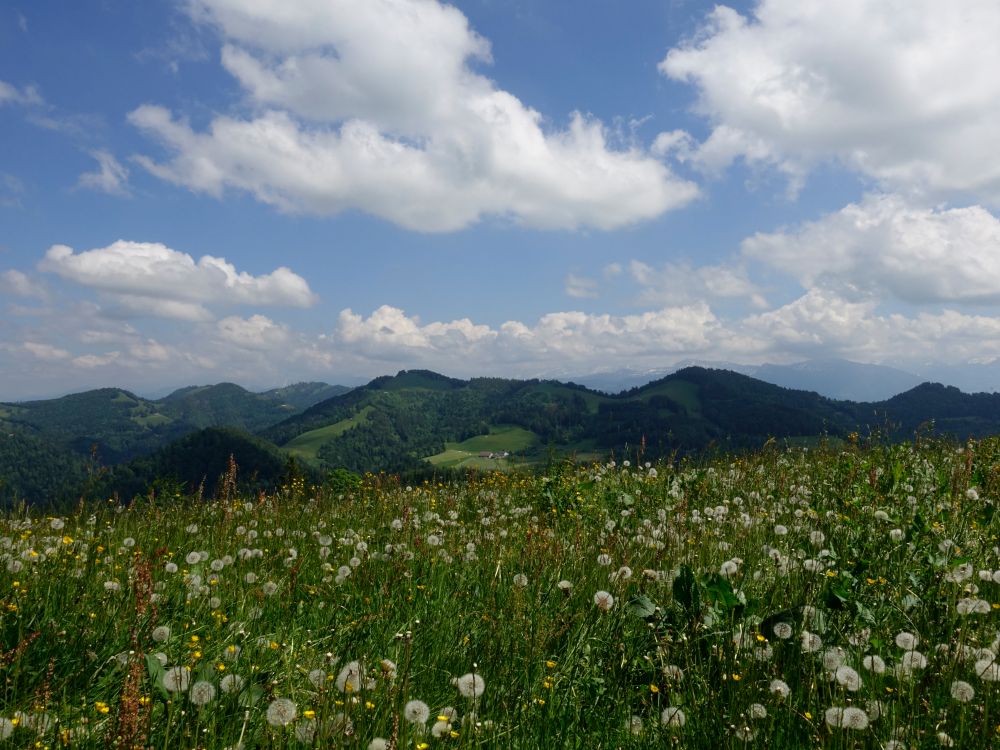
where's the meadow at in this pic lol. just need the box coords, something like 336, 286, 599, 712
2, 437, 1000, 748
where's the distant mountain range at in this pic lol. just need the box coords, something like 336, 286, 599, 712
570, 358, 1000, 402
6, 367, 1000, 506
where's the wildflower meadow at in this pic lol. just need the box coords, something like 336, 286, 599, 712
3, 437, 1000, 748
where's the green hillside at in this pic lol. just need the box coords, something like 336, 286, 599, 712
283, 406, 374, 463
9, 367, 1000, 505
97, 427, 305, 501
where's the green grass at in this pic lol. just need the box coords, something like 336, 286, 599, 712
425, 425, 538, 468
3, 437, 1000, 748
637, 379, 702, 413
131, 413, 174, 427
282, 406, 373, 462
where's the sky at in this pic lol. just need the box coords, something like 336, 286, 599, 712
4, 0, 1000, 399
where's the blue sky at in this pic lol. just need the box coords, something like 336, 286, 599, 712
3, 0, 1000, 399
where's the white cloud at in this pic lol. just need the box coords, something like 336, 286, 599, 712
742, 289, 1000, 363
38, 240, 317, 319
660, 0, 1000, 202
629, 259, 767, 308
0, 269, 46, 298
216, 314, 291, 351
23, 341, 71, 361
129, 0, 698, 232
743, 194, 1000, 304
0, 172, 25, 208
337, 305, 495, 360
565, 273, 599, 299
334, 303, 720, 367
0, 80, 43, 107
77, 150, 130, 196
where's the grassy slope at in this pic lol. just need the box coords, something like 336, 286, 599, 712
282, 406, 374, 463
425, 425, 538, 468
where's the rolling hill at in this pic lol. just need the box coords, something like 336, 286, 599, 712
8, 366, 1000, 504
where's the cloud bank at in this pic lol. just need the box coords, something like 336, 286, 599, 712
129, 0, 697, 231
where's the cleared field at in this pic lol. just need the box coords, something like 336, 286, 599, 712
638, 379, 702, 413
282, 405, 373, 462
131, 413, 173, 427
425, 425, 538, 467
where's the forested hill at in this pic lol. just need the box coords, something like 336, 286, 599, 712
260, 366, 1000, 475
6, 367, 1000, 505
0, 381, 345, 504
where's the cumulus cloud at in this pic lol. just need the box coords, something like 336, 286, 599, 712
743, 194, 1000, 304
216, 314, 291, 351
1, 269, 46, 298
337, 305, 495, 361
37, 240, 317, 320
742, 289, 1000, 363
76, 150, 130, 196
334, 304, 720, 367
129, 0, 698, 231
630, 259, 767, 308
660, 0, 1000, 202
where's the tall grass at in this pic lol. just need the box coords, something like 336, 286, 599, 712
2, 437, 1000, 748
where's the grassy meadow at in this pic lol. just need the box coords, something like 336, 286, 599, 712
3, 437, 1000, 748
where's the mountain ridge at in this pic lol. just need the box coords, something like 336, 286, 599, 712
6, 367, 1000, 505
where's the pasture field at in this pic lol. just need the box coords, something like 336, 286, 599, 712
2, 437, 1000, 748
282, 407, 375, 463
426, 426, 538, 469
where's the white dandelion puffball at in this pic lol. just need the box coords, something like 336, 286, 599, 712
772, 622, 793, 640
800, 631, 823, 653
452, 672, 485, 699
404, 699, 430, 725
825, 705, 869, 730
862, 654, 886, 674
769, 679, 790, 698
266, 697, 297, 726
162, 666, 191, 693
219, 674, 244, 693
185, 551, 201, 565
336, 660, 366, 693
593, 590, 615, 611
950, 680, 975, 702
835, 665, 862, 692
661, 706, 686, 727
189, 680, 216, 706
513, 573, 528, 587
895, 631, 920, 650
151, 625, 170, 643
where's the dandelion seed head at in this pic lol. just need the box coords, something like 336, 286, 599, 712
452, 672, 485, 699
768, 679, 790, 698
162, 666, 191, 693
189, 680, 216, 706
661, 706, 685, 727
593, 590, 615, 611
266, 697, 297, 726
950, 680, 975, 702
404, 699, 430, 724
